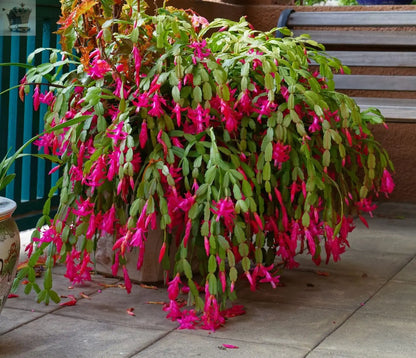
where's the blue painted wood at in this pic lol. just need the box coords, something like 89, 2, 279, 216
1, 1, 61, 230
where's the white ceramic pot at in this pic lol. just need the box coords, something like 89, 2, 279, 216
0, 197, 20, 315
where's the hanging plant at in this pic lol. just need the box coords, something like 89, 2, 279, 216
12, 0, 394, 330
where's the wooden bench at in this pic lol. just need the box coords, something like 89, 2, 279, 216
276, 9, 416, 123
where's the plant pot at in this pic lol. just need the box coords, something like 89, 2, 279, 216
0, 197, 20, 315
94, 227, 168, 283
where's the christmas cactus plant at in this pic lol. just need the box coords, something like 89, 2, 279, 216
13, 0, 394, 330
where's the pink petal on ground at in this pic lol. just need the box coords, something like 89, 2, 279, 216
223, 344, 239, 349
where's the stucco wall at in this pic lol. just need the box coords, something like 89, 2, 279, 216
165, 1, 416, 203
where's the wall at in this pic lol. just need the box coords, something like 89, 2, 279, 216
167, 1, 416, 203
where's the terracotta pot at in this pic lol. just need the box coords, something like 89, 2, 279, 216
0, 197, 20, 315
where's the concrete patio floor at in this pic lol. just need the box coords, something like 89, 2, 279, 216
0, 202, 415, 357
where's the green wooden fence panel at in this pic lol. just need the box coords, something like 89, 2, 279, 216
0, 0, 61, 230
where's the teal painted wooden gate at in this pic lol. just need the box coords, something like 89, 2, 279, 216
0, 0, 61, 230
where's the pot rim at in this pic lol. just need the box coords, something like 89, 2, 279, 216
0, 196, 17, 222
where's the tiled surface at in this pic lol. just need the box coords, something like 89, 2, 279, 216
1, 202, 416, 357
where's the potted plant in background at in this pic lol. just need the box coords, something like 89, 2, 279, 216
0, 113, 84, 315
0, 158, 21, 314
10, 0, 394, 330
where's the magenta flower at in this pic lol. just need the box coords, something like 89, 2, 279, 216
33, 224, 63, 254
381, 169, 395, 196
64, 248, 93, 285
107, 122, 128, 144
190, 14, 209, 30
308, 114, 321, 133
186, 104, 211, 134
132, 46, 142, 87
201, 295, 225, 331
86, 155, 107, 188
167, 273, 182, 301
189, 39, 211, 64
139, 121, 148, 149
220, 98, 241, 133
272, 142, 291, 166
122, 266, 132, 293
101, 205, 117, 235
148, 93, 166, 118
39, 91, 55, 106
210, 198, 236, 231
107, 148, 121, 181
177, 309, 200, 329
33, 85, 40, 111
87, 58, 111, 79
164, 299, 183, 321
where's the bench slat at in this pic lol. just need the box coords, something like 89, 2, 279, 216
333, 75, 416, 91
293, 30, 416, 47
279, 10, 416, 122
288, 11, 416, 27
326, 51, 416, 67
354, 97, 416, 122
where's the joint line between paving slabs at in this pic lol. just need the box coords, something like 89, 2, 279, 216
0, 309, 54, 337
126, 328, 177, 357
303, 252, 416, 358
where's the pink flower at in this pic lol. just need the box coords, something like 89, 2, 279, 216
39, 91, 55, 106
272, 142, 291, 166
167, 273, 182, 301
172, 103, 184, 127
309, 114, 321, 133
252, 264, 280, 289
122, 266, 132, 294
101, 205, 117, 235
33, 85, 40, 111
189, 39, 211, 64
107, 149, 121, 181
33, 224, 63, 254
148, 93, 166, 118
87, 59, 111, 79
201, 295, 225, 331
132, 46, 142, 87
210, 198, 236, 231
139, 121, 148, 149
86, 155, 107, 188
220, 99, 241, 133
191, 14, 209, 30
107, 122, 127, 144
220, 305, 246, 318
356, 198, 377, 217
204, 236, 210, 256
64, 248, 93, 284
177, 309, 199, 329
186, 104, 211, 133
163, 300, 183, 321
381, 169, 395, 196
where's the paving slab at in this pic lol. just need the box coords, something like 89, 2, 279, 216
294, 249, 412, 279
374, 202, 416, 219
0, 307, 44, 335
53, 282, 177, 331
185, 300, 351, 350
134, 330, 307, 358
236, 268, 385, 311
393, 257, 416, 283
346, 222, 416, 255
0, 314, 169, 358
359, 280, 416, 320
307, 313, 416, 358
